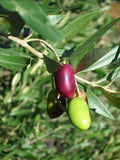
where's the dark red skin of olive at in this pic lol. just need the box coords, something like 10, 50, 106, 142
55, 64, 75, 99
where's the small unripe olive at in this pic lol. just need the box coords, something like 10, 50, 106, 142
47, 89, 65, 118
68, 97, 91, 130
55, 64, 75, 99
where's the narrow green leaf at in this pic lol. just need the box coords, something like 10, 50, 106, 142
22, 67, 32, 85
0, 0, 63, 42
87, 89, 114, 119
11, 109, 33, 117
16, 150, 37, 160
97, 86, 120, 109
62, 10, 99, 42
69, 18, 120, 70
2, 150, 19, 160
11, 72, 21, 89
0, 48, 30, 71
75, 48, 110, 73
43, 55, 61, 73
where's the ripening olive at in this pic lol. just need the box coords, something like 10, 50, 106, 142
47, 89, 66, 118
68, 97, 91, 130
55, 64, 75, 99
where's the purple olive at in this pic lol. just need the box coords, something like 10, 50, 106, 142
55, 64, 75, 99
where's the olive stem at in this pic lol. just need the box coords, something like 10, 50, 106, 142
26, 38, 60, 61
0, 31, 60, 61
0, 31, 44, 58
75, 75, 98, 88
75, 75, 120, 94
75, 79, 81, 97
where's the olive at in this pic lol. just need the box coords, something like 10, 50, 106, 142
47, 89, 66, 118
55, 64, 75, 99
68, 97, 91, 130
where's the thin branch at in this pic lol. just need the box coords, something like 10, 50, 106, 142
75, 75, 98, 88
0, 31, 43, 58
75, 75, 120, 94
26, 38, 60, 61
8, 36, 43, 58
23, 126, 64, 146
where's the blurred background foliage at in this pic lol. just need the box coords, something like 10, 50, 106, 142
0, 0, 120, 160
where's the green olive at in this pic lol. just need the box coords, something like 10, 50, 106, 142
47, 89, 65, 118
68, 97, 91, 130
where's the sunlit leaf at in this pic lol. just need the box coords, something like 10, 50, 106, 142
48, 15, 64, 25
87, 89, 114, 119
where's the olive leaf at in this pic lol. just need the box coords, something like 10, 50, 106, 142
43, 55, 61, 73
0, 48, 31, 71
0, 0, 63, 42
69, 18, 120, 71
97, 86, 120, 109
75, 48, 110, 73
7, 12, 24, 36
87, 89, 114, 119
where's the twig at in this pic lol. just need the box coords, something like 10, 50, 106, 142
23, 126, 64, 146
0, 31, 43, 58
75, 75, 120, 94
8, 36, 43, 58
26, 38, 60, 61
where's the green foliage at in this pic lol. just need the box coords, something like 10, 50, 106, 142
69, 17, 120, 71
61, 10, 99, 42
78, 46, 119, 72
0, 48, 31, 71
87, 89, 114, 119
0, 0, 120, 159
0, 0, 63, 41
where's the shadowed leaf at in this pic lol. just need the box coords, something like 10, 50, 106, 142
75, 48, 110, 73
43, 55, 61, 73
